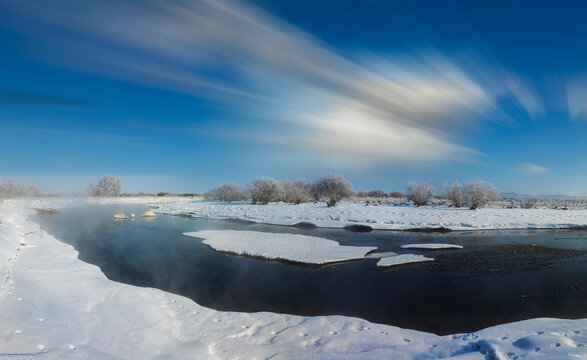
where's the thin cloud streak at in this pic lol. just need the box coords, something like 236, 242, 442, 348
519, 163, 551, 174
6, 0, 543, 165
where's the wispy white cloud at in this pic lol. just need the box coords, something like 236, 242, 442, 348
519, 163, 551, 174
6, 0, 543, 165
565, 76, 587, 121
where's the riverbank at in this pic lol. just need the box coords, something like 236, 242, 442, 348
1, 198, 587, 359
156, 200, 587, 231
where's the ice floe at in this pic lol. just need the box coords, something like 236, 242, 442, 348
377, 254, 434, 268
183, 230, 377, 265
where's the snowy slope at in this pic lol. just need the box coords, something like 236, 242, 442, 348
1, 199, 587, 359
156, 200, 587, 231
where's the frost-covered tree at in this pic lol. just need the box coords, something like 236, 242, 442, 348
357, 191, 368, 198
464, 181, 497, 210
520, 195, 539, 209
309, 181, 324, 202
367, 190, 387, 199
90, 176, 122, 197
444, 181, 465, 208
280, 180, 310, 205
314, 174, 354, 207
407, 182, 435, 206
248, 177, 282, 205
207, 182, 249, 202
389, 191, 405, 199
0, 179, 41, 199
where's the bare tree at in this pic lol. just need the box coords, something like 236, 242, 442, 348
248, 177, 282, 205
207, 182, 249, 202
464, 181, 497, 209
280, 180, 310, 204
444, 181, 465, 208
314, 174, 354, 207
368, 190, 387, 198
357, 190, 368, 198
520, 196, 539, 209
91, 176, 122, 197
407, 182, 435, 206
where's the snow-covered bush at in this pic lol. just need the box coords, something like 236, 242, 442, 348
280, 180, 310, 205
0, 179, 41, 199
520, 196, 539, 209
313, 174, 354, 207
368, 190, 387, 198
248, 177, 282, 205
444, 181, 465, 208
88, 176, 122, 197
207, 182, 249, 202
464, 181, 497, 210
406, 182, 435, 206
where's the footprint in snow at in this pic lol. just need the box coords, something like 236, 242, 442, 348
329, 331, 338, 336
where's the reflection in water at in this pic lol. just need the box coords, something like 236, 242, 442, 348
34, 204, 587, 335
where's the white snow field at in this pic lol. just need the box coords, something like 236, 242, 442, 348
377, 254, 435, 268
1, 198, 587, 359
401, 244, 463, 250
156, 200, 587, 231
184, 230, 377, 265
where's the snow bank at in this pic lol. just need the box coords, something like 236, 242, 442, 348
155, 200, 587, 231
2, 199, 587, 359
377, 254, 435, 268
401, 244, 463, 250
184, 230, 377, 265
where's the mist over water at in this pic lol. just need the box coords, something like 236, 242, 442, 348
35, 204, 587, 335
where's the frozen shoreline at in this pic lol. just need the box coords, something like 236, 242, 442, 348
1, 198, 587, 359
156, 200, 587, 231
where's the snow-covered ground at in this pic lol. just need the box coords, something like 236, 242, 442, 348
2, 198, 587, 359
184, 230, 377, 265
156, 200, 587, 231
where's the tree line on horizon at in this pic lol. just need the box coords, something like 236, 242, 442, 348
0, 175, 549, 211
205, 175, 500, 209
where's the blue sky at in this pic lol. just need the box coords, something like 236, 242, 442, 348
1, 0, 587, 195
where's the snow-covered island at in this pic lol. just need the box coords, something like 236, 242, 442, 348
156, 200, 587, 231
1, 198, 587, 359
184, 230, 377, 265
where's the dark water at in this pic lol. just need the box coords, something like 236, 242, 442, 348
34, 203, 587, 335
